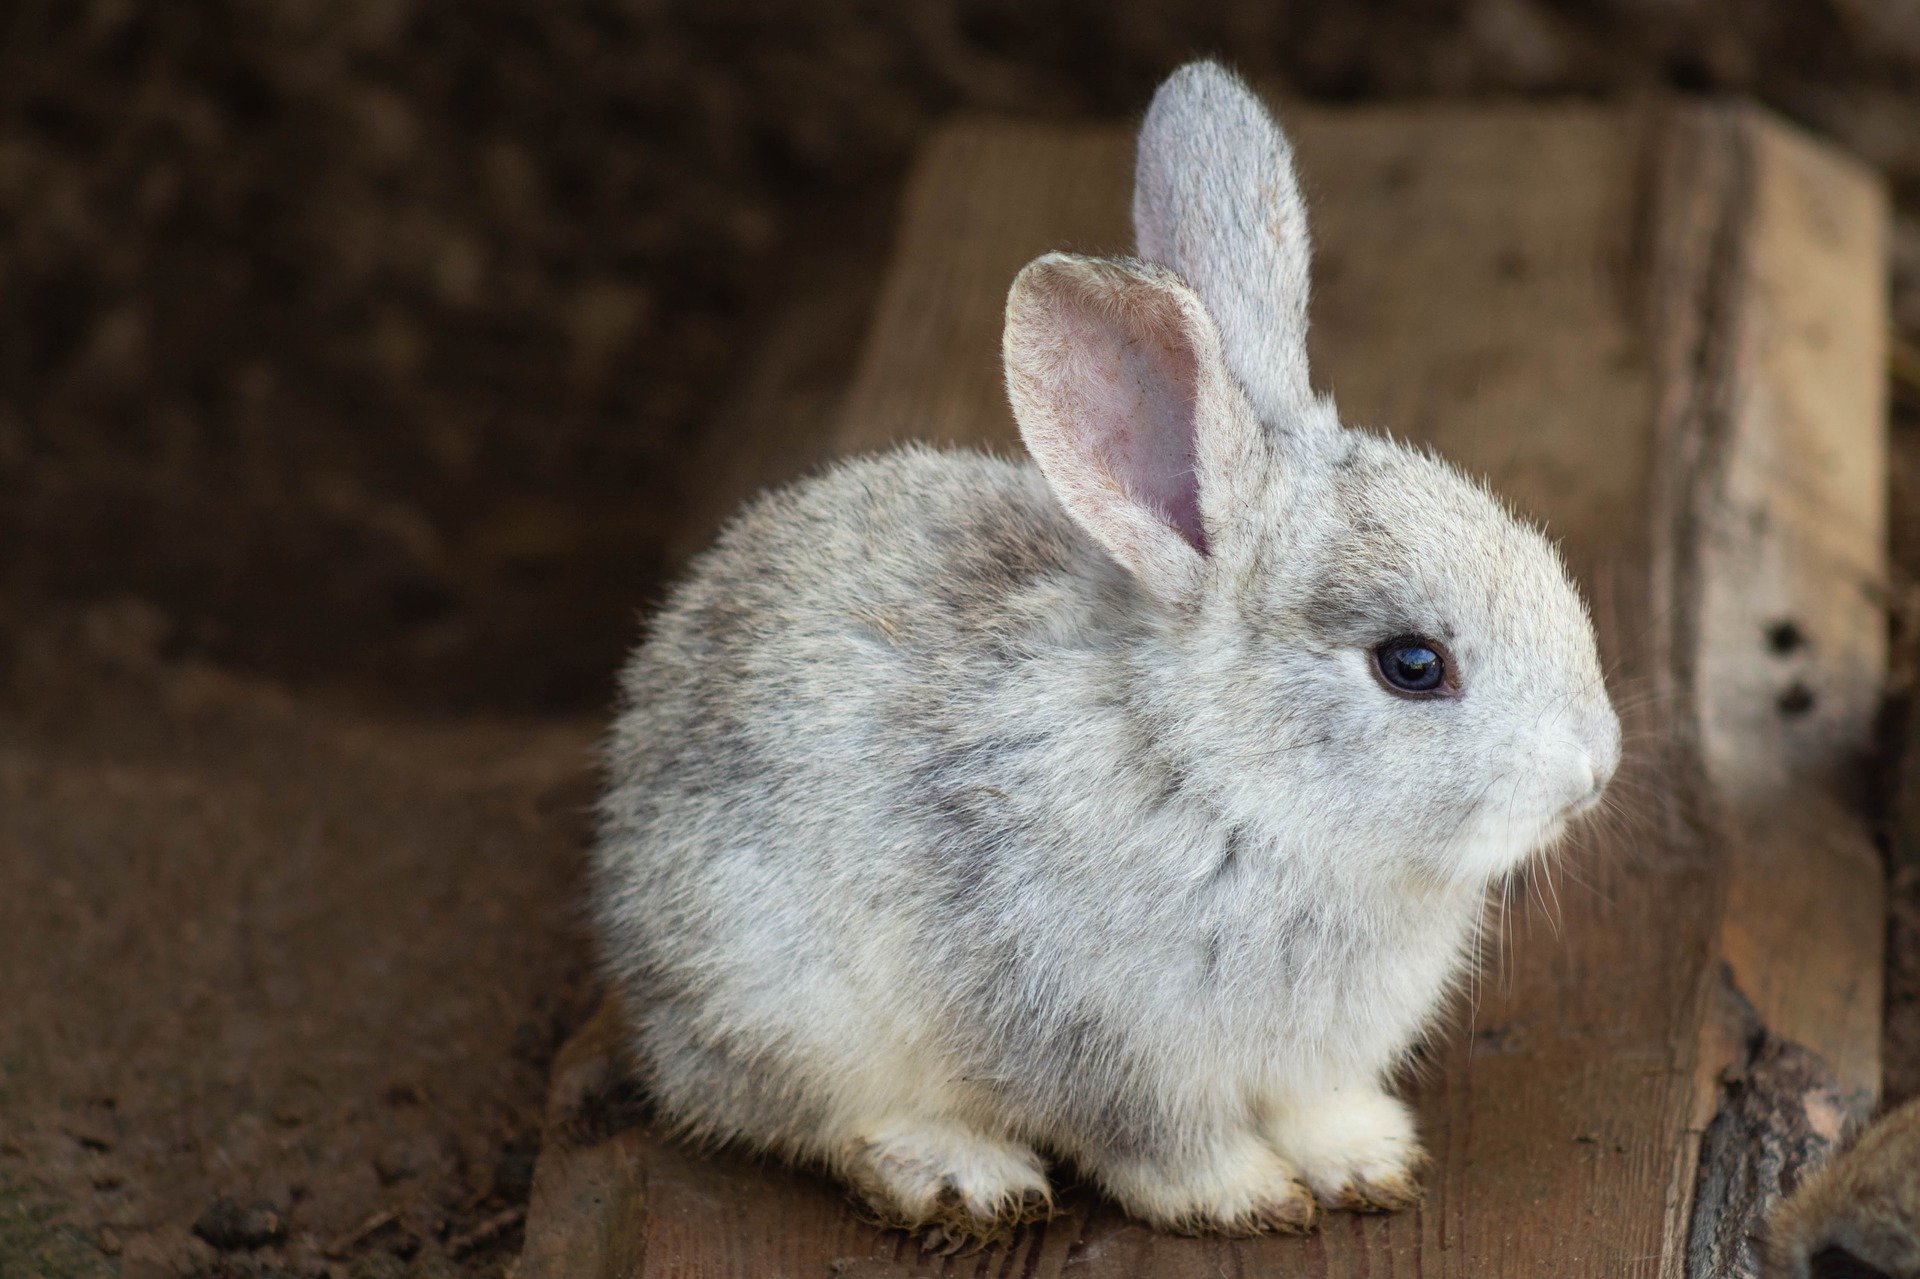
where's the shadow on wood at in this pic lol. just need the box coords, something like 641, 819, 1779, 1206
513, 100, 1887, 1278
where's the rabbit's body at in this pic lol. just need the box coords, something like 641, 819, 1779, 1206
599, 446, 1484, 1223
595, 63, 1620, 1236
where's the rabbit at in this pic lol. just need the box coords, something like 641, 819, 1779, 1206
1764, 1096, 1920, 1279
592, 59, 1621, 1239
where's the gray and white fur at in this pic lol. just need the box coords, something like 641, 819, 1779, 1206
594, 61, 1621, 1237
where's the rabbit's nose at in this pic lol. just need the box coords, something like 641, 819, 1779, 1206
1570, 765, 1606, 814
1563, 729, 1617, 816
1582, 708, 1622, 791
1570, 735, 1618, 813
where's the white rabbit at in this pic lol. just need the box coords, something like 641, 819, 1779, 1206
593, 60, 1620, 1238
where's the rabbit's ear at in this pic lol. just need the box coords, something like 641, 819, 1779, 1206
1004, 252, 1263, 604
1133, 61, 1315, 424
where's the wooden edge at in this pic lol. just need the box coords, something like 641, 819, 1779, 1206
1671, 104, 1888, 1277
507, 1001, 648, 1279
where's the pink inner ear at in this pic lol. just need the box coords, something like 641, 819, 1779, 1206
1060, 303, 1209, 555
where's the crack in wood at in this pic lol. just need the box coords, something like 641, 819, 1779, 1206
1685, 969, 1872, 1279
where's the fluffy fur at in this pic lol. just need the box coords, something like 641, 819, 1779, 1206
593, 60, 1620, 1237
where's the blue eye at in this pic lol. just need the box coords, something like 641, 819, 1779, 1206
1373, 637, 1451, 696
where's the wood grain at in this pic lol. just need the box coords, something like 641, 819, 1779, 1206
513, 101, 1887, 1279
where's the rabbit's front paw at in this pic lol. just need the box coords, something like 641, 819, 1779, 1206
843, 1120, 1052, 1247
1267, 1088, 1427, 1212
1094, 1130, 1318, 1237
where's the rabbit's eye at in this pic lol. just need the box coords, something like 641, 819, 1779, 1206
1372, 636, 1456, 698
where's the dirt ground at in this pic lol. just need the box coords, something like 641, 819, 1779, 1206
4, 3, 1920, 1277
0, 609, 599, 1279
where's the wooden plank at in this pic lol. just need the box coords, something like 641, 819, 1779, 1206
512, 101, 1886, 1279
1672, 110, 1888, 1279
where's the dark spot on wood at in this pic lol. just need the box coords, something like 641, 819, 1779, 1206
1778, 682, 1816, 717
1766, 618, 1806, 655
1495, 248, 1529, 280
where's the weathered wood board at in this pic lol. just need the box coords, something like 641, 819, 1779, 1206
513, 102, 1887, 1278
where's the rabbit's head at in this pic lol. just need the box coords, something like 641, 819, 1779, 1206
1003, 62, 1619, 886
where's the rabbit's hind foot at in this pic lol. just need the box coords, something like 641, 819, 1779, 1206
842, 1119, 1053, 1251
1265, 1086, 1428, 1213
1090, 1128, 1319, 1237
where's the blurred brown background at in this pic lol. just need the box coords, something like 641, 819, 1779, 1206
3, 3, 1920, 1277
9, 0, 1920, 714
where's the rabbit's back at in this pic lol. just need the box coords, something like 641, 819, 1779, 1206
598, 445, 1124, 859
593, 446, 1142, 1150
